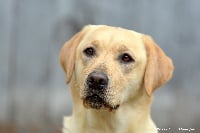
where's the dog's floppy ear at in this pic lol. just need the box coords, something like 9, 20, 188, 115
143, 35, 174, 96
59, 26, 90, 84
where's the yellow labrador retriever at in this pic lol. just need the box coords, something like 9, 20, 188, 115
60, 25, 174, 133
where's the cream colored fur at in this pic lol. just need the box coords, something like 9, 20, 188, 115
59, 25, 174, 133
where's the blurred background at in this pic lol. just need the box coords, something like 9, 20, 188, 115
0, 0, 200, 133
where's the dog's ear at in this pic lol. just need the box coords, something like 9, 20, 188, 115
142, 35, 174, 96
59, 26, 90, 84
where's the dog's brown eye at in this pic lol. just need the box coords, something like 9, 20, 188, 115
120, 53, 134, 63
83, 47, 96, 57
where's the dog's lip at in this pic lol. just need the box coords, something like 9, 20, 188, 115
84, 94, 103, 109
83, 94, 120, 111
86, 94, 103, 104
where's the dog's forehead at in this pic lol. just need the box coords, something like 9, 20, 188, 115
88, 26, 141, 42
81, 26, 145, 54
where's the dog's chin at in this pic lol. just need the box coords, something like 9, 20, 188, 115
83, 94, 120, 112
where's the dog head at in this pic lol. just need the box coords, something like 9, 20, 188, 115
60, 25, 174, 111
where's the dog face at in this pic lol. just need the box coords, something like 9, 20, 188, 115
76, 26, 148, 111
60, 25, 174, 111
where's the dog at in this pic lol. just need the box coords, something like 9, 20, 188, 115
59, 25, 174, 133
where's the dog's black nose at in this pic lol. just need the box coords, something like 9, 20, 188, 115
87, 72, 108, 90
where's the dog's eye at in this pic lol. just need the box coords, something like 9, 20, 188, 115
119, 53, 135, 63
83, 47, 96, 57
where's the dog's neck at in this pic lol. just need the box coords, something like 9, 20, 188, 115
63, 82, 158, 133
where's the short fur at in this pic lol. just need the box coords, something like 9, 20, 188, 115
59, 25, 174, 133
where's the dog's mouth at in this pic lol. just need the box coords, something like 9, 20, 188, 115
83, 94, 120, 111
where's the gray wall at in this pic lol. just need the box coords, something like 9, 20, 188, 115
0, 0, 200, 132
